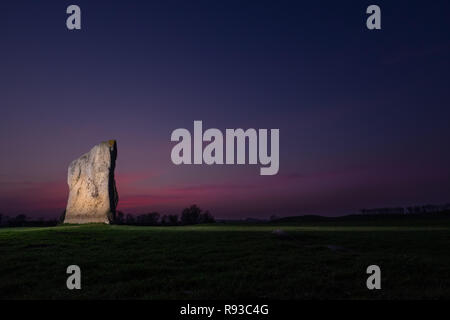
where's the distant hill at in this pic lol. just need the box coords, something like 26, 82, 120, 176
271, 211, 450, 225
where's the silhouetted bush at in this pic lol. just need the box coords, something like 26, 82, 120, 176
179, 205, 215, 225
181, 205, 202, 225
200, 210, 215, 223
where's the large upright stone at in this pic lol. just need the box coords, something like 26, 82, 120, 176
64, 140, 118, 224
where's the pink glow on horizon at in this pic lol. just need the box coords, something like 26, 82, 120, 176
1, 160, 449, 219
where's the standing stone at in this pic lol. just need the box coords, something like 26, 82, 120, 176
64, 140, 118, 224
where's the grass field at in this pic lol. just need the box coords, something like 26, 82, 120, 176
1, 218, 450, 299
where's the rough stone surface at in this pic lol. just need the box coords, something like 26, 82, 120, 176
64, 140, 118, 224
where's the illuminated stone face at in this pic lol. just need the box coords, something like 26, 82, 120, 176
64, 141, 118, 224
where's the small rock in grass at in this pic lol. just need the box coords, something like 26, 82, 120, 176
272, 229, 289, 237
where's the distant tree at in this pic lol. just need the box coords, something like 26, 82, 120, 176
115, 211, 125, 225
156, 214, 180, 226
161, 215, 168, 225
125, 214, 135, 225
0, 213, 3, 226
20, 214, 27, 225
9, 214, 27, 227
136, 212, 160, 226
168, 214, 179, 225
200, 210, 215, 223
181, 205, 201, 225
148, 212, 160, 225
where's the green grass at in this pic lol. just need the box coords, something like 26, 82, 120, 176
0, 220, 450, 299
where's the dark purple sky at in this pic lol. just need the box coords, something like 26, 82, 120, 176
1, 0, 449, 219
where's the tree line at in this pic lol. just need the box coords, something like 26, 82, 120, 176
114, 204, 215, 226
0, 205, 215, 228
360, 203, 450, 215
0, 213, 58, 228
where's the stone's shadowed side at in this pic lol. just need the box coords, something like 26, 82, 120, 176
64, 141, 118, 224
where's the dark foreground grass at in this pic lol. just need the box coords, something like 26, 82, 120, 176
0, 220, 450, 299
